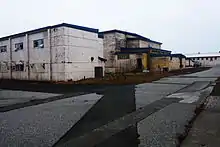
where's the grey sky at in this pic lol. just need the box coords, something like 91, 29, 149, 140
1, 0, 220, 53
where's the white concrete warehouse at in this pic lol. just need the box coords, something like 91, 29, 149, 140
0, 23, 105, 81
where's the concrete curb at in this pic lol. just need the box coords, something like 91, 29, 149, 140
176, 86, 214, 147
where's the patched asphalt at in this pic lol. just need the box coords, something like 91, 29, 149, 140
0, 67, 219, 147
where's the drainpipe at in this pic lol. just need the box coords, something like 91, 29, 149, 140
26, 34, 30, 80
48, 29, 52, 81
8, 38, 12, 79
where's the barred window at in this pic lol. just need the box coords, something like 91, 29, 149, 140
118, 54, 129, 60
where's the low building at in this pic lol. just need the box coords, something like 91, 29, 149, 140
99, 30, 170, 73
186, 52, 220, 67
0, 23, 104, 81
115, 47, 171, 72
150, 54, 186, 71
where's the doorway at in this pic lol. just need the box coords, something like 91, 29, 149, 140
95, 67, 103, 78
137, 58, 143, 70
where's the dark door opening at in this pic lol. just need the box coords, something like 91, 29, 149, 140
95, 67, 103, 78
137, 58, 142, 70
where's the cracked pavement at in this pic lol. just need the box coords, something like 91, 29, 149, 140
0, 66, 219, 147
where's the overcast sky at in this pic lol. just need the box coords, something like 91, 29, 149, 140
1, 0, 220, 53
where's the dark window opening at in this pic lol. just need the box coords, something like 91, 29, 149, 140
206, 57, 208, 60
0, 46, 7, 52
215, 57, 218, 60
197, 57, 200, 60
118, 54, 129, 60
33, 39, 44, 48
42, 63, 45, 69
15, 43, 23, 51
15, 64, 24, 71
210, 57, 213, 61
201, 57, 204, 60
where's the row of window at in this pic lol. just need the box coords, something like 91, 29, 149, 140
192, 57, 218, 61
0, 63, 46, 72
0, 39, 44, 53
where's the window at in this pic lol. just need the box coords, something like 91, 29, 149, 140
197, 57, 200, 60
15, 64, 24, 71
33, 39, 44, 48
118, 54, 129, 60
201, 57, 204, 60
15, 43, 23, 51
192, 58, 195, 60
210, 57, 213, 61
0, 46, 7, 52
0, 62, 8, 72
215, 57, 218, 60
206, 57, 208, 60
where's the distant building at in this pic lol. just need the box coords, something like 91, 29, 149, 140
99, 30, 172, 73
0, 23, 104, 81
186, 52, 220, 67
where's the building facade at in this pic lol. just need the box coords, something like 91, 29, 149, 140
0, 23, 104, 81
186, 52, 220, 67
99, 30, 164, 73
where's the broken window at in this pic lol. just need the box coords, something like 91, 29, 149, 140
33, 39, 44, 48
15, 64, 24, 71
118, 54, 129, 60
11, 62, 24, 71
0, 46, 7, 53
15, 43, 23, 51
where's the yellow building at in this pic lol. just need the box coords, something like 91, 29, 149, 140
114, 47, 171, 72
150, 54, 186, 71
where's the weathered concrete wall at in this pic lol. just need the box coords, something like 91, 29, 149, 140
103, 32, 126, 73
192, 57, 220, 67
140, 40, 150, 48
169, 57, 180, 70
63, 27, 104, 81
151, 57, 170, 71
0, 39, 10, 79
0, 25, 104, 81
115, 54, 137, 72
127, 40, 140, 48
11, 36, 28, 80
140, 40, 161, 49
29, 31, 51, 81
103, 33, 116, 70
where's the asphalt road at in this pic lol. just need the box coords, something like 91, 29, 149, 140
0, 66, 219, 147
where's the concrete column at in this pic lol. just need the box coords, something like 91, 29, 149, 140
26, 34, 30, 80
48, 29, 52, 81
8, 38, 12, 79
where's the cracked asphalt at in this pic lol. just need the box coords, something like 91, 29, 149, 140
0, 67, 219, 147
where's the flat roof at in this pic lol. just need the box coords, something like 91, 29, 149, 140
99, 29, 162, 45
0, 23, 99, 41
115, 47, 171, 55
185, 52, 220, 58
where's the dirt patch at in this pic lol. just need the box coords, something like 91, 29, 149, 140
0, 67, 210, 94
76, 67, 210, 85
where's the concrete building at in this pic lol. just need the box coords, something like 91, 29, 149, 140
0, 23, 104, 81
99, 30, 167, 73
186, 52, 220, 67
149, 53, 186, 71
